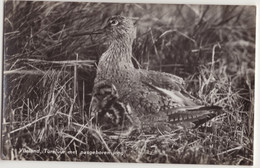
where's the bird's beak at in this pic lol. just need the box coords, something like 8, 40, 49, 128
70, 28, 105, 37
92, 28, 106, 34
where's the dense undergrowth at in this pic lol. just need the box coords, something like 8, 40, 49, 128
2, 1, 255, 164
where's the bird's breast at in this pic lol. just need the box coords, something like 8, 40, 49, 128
95, 60, 139, 96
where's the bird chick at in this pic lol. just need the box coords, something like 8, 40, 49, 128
89, 80, 134, 131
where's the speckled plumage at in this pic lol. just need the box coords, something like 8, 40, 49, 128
90, 15, 222, 131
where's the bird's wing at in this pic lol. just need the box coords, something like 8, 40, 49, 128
139, 69, 184, 91
139, 69, 199, 106
137, 69, 223, 127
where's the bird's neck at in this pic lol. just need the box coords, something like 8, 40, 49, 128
95, 37, 136, 83
100, 38, 134, 66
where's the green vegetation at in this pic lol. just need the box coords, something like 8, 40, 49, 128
2, 1, 255, 164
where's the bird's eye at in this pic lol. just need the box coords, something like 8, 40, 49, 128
109, 19, 119, 26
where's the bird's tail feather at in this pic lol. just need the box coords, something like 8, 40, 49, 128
163, 105, 222, 113
165, 105, 223, 127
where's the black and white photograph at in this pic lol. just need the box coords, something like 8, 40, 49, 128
1, 0, 256, 165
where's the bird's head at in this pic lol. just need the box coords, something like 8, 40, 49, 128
72, 15, 137, 44
102, 15, 137, 42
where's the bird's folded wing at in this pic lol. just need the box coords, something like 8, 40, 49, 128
139, 69, 185, 91
139, 78, 223, 126
141, 80, 198, 107
139, 69, 200, 103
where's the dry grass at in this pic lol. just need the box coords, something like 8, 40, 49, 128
2, 1, 255, 164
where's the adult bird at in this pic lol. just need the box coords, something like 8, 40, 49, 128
89, 15, 222, 132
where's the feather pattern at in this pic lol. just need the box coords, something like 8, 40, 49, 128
89, 16, 223, 132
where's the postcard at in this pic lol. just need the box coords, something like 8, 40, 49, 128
1, 0, 255, 165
